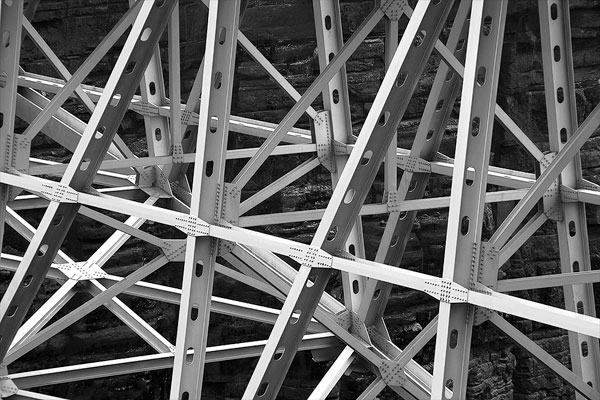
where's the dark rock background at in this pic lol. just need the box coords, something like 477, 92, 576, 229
2, 0, 600, 399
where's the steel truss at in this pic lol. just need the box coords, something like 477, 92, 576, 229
0, 0, 599, 399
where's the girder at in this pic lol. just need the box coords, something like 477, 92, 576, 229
0, 1, 599, 399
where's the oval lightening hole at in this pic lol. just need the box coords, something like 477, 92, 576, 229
557, 87, 564, 103
7, 305, 17, 317
23, 275, 33, 287
181, 393, 189, 400
325, 15, 332, 30
390, 235, 399, 247
95, 126, 105, 139
0, 113, 4, 128
328, 52, 334, 62
290, 310, 301, 325
257, 382, 269, 397
184, 130, 192, 139
577, 301, 584, 314
471, 117, 480, 137
344, 189, 355, 204
140, 27, 152, 41
210, 116, 218, 133
348, 244, 356, 255
482, 16, 493, 36
218, 27, 226, 45
550, 3, 558, 20
435, 100, 444, 112
426, 129, 434, 140
155, 128, 162, 141
456, 39, 466, 51
414, 29, 426, 46
446, 379, 454, 392
149, 82, 156, 95
554, 45, 561, 62
214, 72, 222, 89
582, 341, 589, 357
326, 226, 337, 241
573, 261, 580, 272
195, 261, 204, 277
373, 289, 381, 300
399, 211, 407, 220
80, 158, 91, 171
396, 72, 408, 87
125, 61, 136, 74
569, 220, 576, 236
408, 180, 417, 192
191, 306, 199, 321
332, 89, 339, 104
449, 329, 458, 349
274, 346, 285, 360
205, 161, 214, 177
37, 244, 48, 257
186, 347, 194, 364
477, 66, 486, 86
111, 94, 121, 107
361, 150, 373, 166
52, 214, 63, 226
445, 71, 454, 82
352, 280, 359, 294
2, 31, 9, 48
560, 128, 568, 143
461, 216, 470, 235
466, 166, 475, 186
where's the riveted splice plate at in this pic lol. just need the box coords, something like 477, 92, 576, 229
379, 0, 409, 21
379, 359, 408, 387
288, 245, 333, 268
397, 154, 431, 174
314, 111, 335, 173
56, 262, 107, 281
162, 239, 187, 262
218, 183, 241, 256
174, 215, 210, 236
540, 152, 563, 221
0, 376, 18, 398
424, 279, 469, 303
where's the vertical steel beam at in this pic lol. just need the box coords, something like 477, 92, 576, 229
0, 0, 177, 361
538, 0, 600, 390
431, 1, 508, 398
243, 2, 454, 398
312, 0, 366, 313
0, 0, 23, 281
169, 1, 240, 398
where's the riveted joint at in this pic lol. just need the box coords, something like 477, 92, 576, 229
424, 279, 469, 303
314, 111, 336, 173
162, 239, 187, 262
332, 139, 348, 156
288, 245, 333, 269
40, 182, 78, 203
56, 261, 107, 281
577, 178, 600, 191
379, 359, 408, 387
560, 185, 579, 203
174, 215, 210, 236
0, 376, 18, 398
396, 154, 431, 174
540, 152, 562, 221
379, 0, 409, 21
218, 184, 240, 255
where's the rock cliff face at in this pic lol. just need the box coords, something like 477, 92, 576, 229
4, 0, 600, 399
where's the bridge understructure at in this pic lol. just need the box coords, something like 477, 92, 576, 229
0, 0, 599, 399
